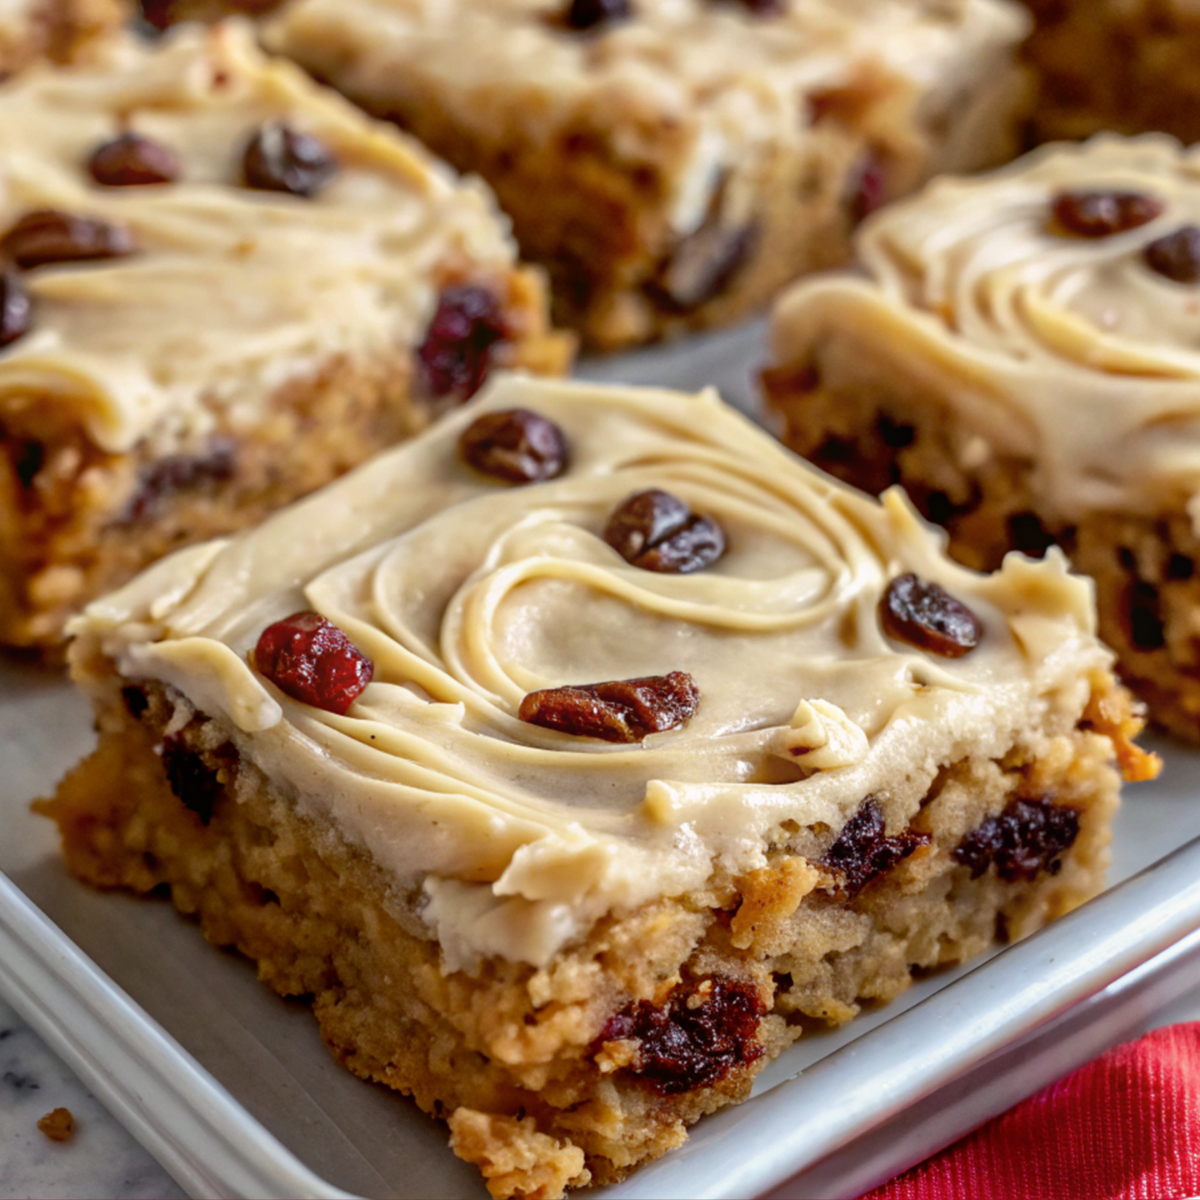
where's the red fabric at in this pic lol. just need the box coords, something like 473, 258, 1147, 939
864, 1023, 1200, 1200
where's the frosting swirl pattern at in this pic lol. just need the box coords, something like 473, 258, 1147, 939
74, 375, 1108, 965
772, 134, 1200, 524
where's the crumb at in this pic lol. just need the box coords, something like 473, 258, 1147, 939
37, 1107, 74, 1142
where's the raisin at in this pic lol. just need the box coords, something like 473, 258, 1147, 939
0, 271, 30, 347
254, 611, 373, 715
121, 438, 237, 522
876, 416, 914, 449
600, 977, 766, 1095
418, 285, 509, 400
458, 407, 568, 484
650, 221, 758, 312
1008, 511, 1057, 559
603, 489, 726, 574
242, 122, 338, 198
564, 0, 632, 29
880, 573, 982, 658
1143, 224, 1200, 283
818, 798, 930, 899
1051, 189, 1164, 238
160, 736, 221, 825
1167, 553, 1195, 581
87, 133, 180, 187
3, 209, 135, 269
121, 686, 149, 719
1125, 580, 1165, 651
519, 671, 699, 743
847, 152, 887, 226
954, 797, 1080, 883
11, 439, 42, 488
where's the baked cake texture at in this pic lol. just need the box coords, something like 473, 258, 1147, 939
764, 134, 1200, 741
0, 0, 124, 78
261, 0, 1031, 349
1020, 0, 1200, 145
39, 374, 1155, 1197
0, 21, 569, 654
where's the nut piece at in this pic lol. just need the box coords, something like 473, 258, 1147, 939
254, 610, 374, 715
1051, 189, 1164, 238
565, 0, 632, 29
37, 1108, 74, 1143
242, 121, 338, 198
880, 573, 982, 658
519, 671, 699, 742
458, 407, 568, 484
88, 132, 180, 187
818, 798, 930, 899
603, 488, 726, 574
0, 270, 31, 347
771, 699, 869, 771
418, 284, 509, 400
3, 209, 135, 269
1143, 224, 1200, 283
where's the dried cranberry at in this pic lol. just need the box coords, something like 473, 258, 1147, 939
564, 0, 632, 30
0, 271, 30, 347
88, 133, 180, 187
242, 122, 338, 198
954, 797, 1080, 882
121, 439, 237, 523
600, 977, 766, 1095
458, 407, 568, 484
160, 736, 221, 825
1143, 224, 1200, 283
603, 489, 726, 573
418, 285, 509, 400
254, 610, 374, 715
1051, 189, 1164, 238
3, 209, 136, 269
819, 799, 930, 898
880, 573, 982, 658
519, 671, 699, 743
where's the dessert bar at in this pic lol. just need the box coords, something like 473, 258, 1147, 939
263, 0, 1031, 349
40, 373, 1154, 1197
0, 21, 568, 652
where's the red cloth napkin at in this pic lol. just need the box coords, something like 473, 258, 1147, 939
863, 1023, 1200, 1200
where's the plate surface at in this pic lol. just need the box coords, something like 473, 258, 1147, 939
3, 322, 1200, 1200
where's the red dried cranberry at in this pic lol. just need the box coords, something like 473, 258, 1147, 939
1143, 224, 1200, 283
254, 611, 373, 715
242, 122, 338, 198
599, 977, 766, 1095
160, 736, 221, 825
565, 0, 632, 30
88, 133, 180, 187
3, 209, 135, 269
819, 798, 930, 899
954, 797, 1080, 882
0, 271, 30, 348
418, 285, 509, 400
603, 489, 726, 573
458, 407, 568, 484
519, 671, 699, 743
880, 573, 982, 658
1051, 189, 1164, 238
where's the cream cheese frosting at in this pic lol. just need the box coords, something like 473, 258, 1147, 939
771, 134, 1200, 527
265, 0, 1029, 237
0, 20, 516, 457
72, 374, 1110, 968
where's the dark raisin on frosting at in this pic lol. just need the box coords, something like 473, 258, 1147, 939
458, 408, 568, 484
242, 121, 338, 198
880, 573, 982, 659
88, 133, 180, 187
1051, 189, 1164, 238
2, 209, 136, 269
603, 489, 726, 574
1143, 224, 1200, 283
519, 671, 699, 743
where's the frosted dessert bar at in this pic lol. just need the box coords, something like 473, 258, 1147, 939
764, 135, 1200, 739
261, 0, 1031, 349
39, 373, 1154, 1197
0, 21, 568, 652
0, 0, 124, 78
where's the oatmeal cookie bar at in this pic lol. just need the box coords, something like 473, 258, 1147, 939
763, 134, 1200, 740
261, 0, 1031, 350
0, 0, 125, 78
39, 373, 1154, 1198
0, 22, 569, 653
1021, 0, 1200, 145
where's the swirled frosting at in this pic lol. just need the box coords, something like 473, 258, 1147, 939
72, 375, 1109, 967
0, 21, 516, 456
771, 134, 1200, 525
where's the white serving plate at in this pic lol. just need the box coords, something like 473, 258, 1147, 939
4, 322, 1200, 1199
